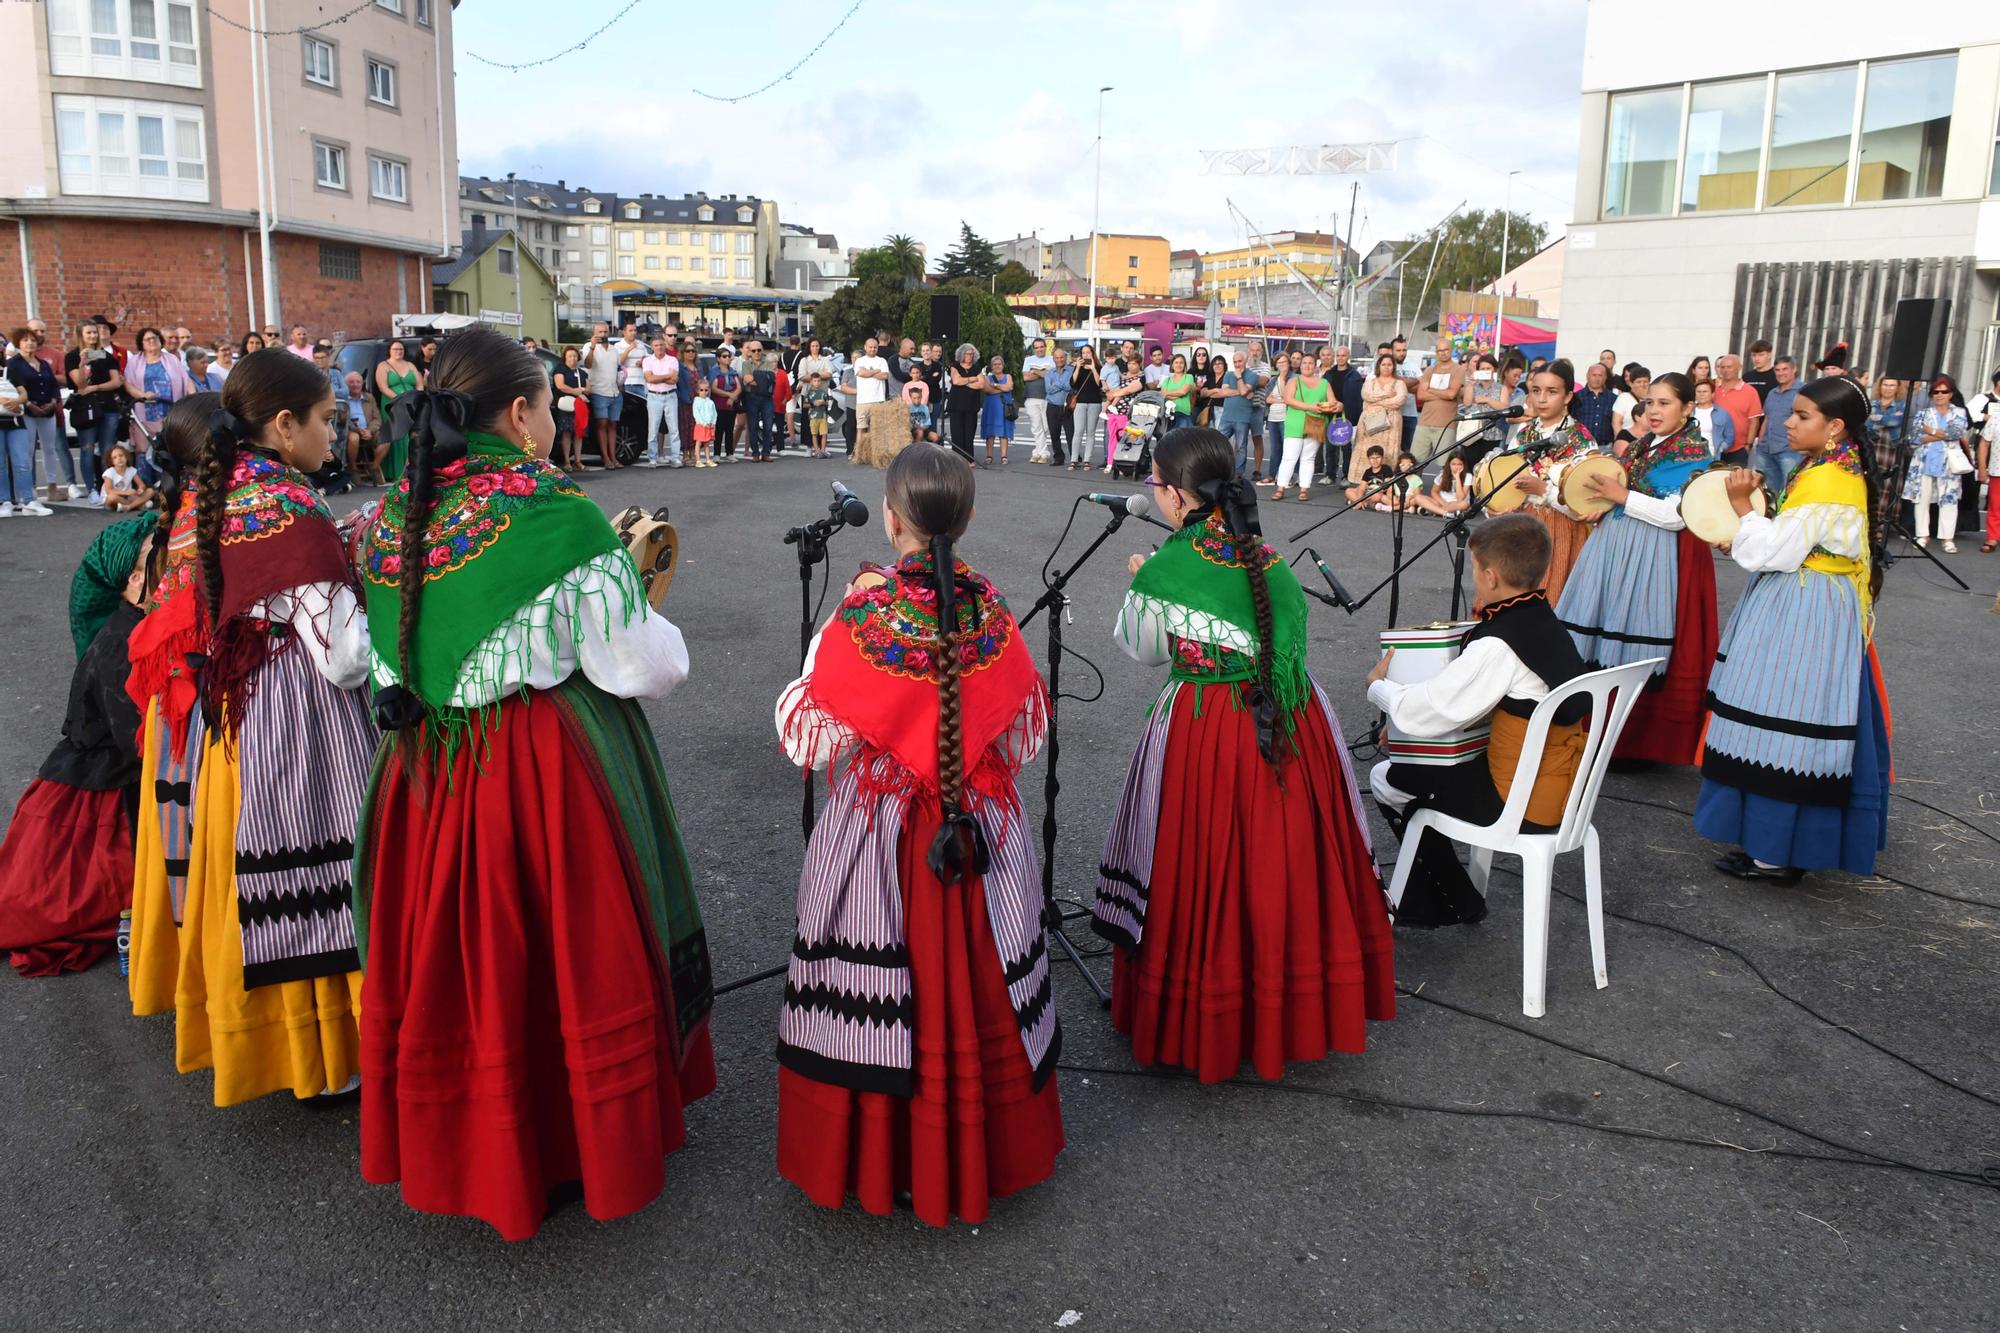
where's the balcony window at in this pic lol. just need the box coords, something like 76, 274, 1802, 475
1680, 77, 1765, 212
1602, 86, 1680, 217
1765, 65, 1858, 208
312, 141, 346, 190
54, 95, 207, 201
709, 234, 726, 253
303, 35, 337, 88
46, 0, 200, 87
710, 258, 725, 278
734, 233, 753, 254
368, 154, 408, 203
734, 259, 752, 279
617, 231, 635, 251
616, 256, 635, 277
1856, 54, 1955, 202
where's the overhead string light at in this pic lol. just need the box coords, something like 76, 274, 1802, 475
208, 0, 382, 37
466, 0, 865, 98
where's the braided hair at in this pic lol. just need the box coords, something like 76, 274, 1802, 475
882, 446, 985, 884
146, 393, 217, 596
193, 349, 337, 622
1799, 376, 1889, 601
373, 327, 551, 738
1153, 425, 1285, 771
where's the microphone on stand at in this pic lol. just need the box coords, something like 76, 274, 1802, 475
1451, 404, 1528, 472
1084, 490, 1172, 530
829, 479, 869, 528
1298, 547, 1357, 612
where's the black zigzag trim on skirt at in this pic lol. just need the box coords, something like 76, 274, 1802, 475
1000, 931, 1048, 987
790, 932, 911, 969
781, 980, 916, 1030
235, 839, 356, 875
1699, 749, 1853, 808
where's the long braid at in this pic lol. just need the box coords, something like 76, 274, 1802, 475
935, 587, 966, 811
396, 435, 434, 692
925, 531, 988, 887
145, 454, 183, 596
1241, 542, 1282, 770
193, 426, 233, 624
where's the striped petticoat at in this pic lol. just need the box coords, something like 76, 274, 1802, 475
1702, 569, 1863, 806
233, 644, 376, 989
777, 754, 1057, 1096
153, 703, 205, 925
1556, 508, 1677, 678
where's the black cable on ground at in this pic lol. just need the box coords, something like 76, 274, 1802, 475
1054, 1059, 2000, 1192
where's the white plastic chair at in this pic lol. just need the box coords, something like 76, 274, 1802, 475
1370, 658, 1663, 1019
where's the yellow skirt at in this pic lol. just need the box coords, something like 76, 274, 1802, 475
132, 700, 362, 1106
127, 698, 181, 1017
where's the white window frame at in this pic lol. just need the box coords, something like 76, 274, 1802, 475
302, 34, 337, 89
54, 94, 208, 201
710, 257, 726, 278
582, 198, 601, 214
643, 230, 660, 244
46, 0, 201, 87
644, 255, 661, 270
415, 0, 432, 25
616, 230, 635, 251
616, 255, 636, 277
565, 224, 581, 237
365, 55, 399, 108
312, 139, 347, 191
666, 256, 682, 270
734, 233, 753, 254
375, 0, 404, 14
709, 233, 726, 253
697, 205, 714, 222
665, 230, 683, 245
590, 250, 608, 269
623, 203, 641, 220
565, 249, 581, 263
367, 153, 409, 203
589, 224, 609, 245
734, 258, 752, 279
736, 206, 753, 223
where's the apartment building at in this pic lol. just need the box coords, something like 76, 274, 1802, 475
459, 177, 779, 322
1198, 231, 1359, 309
1562, 0, 2000, 383
0, 0, 458, 346
1048, 233, 1172, 297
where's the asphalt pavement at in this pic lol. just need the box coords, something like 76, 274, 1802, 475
2, 446, 1996, 1331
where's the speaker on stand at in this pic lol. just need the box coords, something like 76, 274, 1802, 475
1878, 295, 1967, 588
929, 294, 961, 347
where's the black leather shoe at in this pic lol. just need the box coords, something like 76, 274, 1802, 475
1714, 850, 1805, 885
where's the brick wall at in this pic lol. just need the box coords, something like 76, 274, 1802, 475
5, 218, 431, 355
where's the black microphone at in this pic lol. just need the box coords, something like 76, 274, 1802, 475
829, 479, 869, 527
1457, 403, 1527, 422
1301, 547, 1357, 612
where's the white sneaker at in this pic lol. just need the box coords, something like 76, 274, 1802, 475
19, 499, 53, 516
87, 491, 105, 508
1942, 540, 1958, 554
66, 483, 87, 500
0, 502, 14, 517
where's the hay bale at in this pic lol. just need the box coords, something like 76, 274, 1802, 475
862, 401, 912, 468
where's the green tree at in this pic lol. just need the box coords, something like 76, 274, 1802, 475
849, 246, 902, 284
1402, 208, 1549, 299
937, 222, 1002, 284
993, 260, 1035, 298
880, 233, 925, 282
817, 273, 912, 357
904, 280, 1025, 403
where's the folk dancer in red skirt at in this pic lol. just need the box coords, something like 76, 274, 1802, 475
775, 445, 1062, 1225
0, 517, 151, 974
1092, 426, 1395, 1082
353, 329, 714, 1241
1554, 372, 1719, 766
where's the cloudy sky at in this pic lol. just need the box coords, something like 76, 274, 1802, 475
454, 0, 1587, 261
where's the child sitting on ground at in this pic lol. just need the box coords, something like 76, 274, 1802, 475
691, 376, 719, 468
801, 372, 833, 458
1344, 445, 1395, 509
1389, 450, 1428, 511
1363, 513, 1590, 927
101, 445, 154, 512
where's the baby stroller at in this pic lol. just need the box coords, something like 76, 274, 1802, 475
1111, 389, 1169, 481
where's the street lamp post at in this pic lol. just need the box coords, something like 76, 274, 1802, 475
1494, 170, 1519, 358
509, 171, 523, 336
1086, 86, 1112, 349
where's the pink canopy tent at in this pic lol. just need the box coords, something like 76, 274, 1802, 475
1108, 308, 1203, 358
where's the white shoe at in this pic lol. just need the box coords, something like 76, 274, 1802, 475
1915, 537, 1929, 548
66, 483, 88, 500
86, 491, 104, 508
1942, 540, 1957, 554
0, 502, 13, 518
19, 499, 53, 516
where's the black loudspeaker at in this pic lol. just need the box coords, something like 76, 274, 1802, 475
1882, 296, 1950, 381
929, 294, 961, 345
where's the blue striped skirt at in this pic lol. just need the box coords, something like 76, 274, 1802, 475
1702, 570, 1862, 805
1554, 509, 1676, 678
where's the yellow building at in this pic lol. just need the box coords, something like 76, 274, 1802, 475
1197, 230, 1357, 307
608, 192, 777, 289
1049, 233, 1172, 297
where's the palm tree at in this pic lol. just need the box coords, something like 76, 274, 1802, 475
881, 233, 924, 284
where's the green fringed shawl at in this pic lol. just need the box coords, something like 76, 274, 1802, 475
360, 433, 628, 731
1126, 511, 1310, 717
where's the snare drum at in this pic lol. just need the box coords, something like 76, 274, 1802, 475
1474, 453, 1533, 513
1379, 623, 1490, 765
1559, 454, 1627, 517
1679, 467, 1769, 546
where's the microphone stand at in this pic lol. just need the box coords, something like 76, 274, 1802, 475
1018, 499, 1137, 1008
783, 497, 866, 840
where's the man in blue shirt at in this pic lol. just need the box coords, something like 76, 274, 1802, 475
1043, 348, 1074, 465
1749, 355, 1802, 487
1217, 350, 1261, 479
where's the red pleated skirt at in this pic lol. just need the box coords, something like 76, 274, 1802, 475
777, 799, 1064, 1227
358, 689, 716, 1242
1114, 683, 1396, 1083
1615, 529, 1719, 766
0, 779, 131, 977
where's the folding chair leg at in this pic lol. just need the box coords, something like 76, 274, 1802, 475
1519, 845, 1553, 1019
1584, 824, 1608, 990
1386, 811, 1429, 912
1468, 845, 1493, 895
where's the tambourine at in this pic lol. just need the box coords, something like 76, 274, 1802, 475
1679, 466, 1770, 546
1558, 453, 1627, 517
1474, 453, 1532, 513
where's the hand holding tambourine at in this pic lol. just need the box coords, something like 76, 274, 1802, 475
1725, 467, 1766, 515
